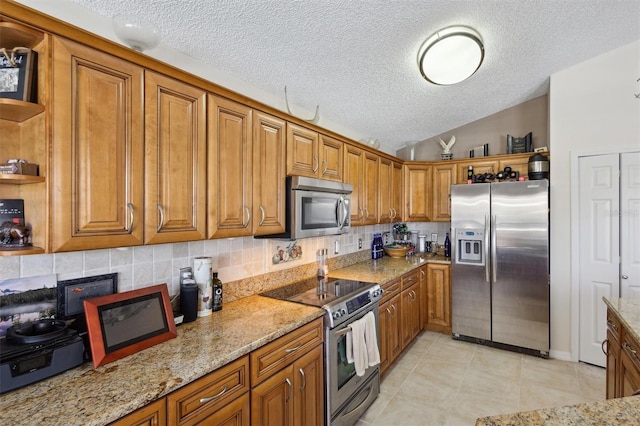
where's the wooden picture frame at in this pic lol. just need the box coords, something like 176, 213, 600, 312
83, 284, 176, 368
0, 47, 37, 102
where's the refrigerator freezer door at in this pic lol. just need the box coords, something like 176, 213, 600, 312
491, 180, 549, 352
451, 183, 491, 341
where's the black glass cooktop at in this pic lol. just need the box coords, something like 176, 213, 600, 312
260, 277, 376, 308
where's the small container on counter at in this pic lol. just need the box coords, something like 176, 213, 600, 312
194, 256, 213, 317
212, 272, 223, 312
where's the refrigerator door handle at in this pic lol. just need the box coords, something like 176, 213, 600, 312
484, 215, 490, 283
491, 214, 497, 283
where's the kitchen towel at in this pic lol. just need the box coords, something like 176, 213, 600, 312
346, 311, 380, 376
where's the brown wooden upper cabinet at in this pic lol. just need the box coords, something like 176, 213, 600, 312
432, 163, 456, 222
344, 145, 378, 225
50, 36, 145, 252
208, 95, 254, 238
404, 163, 431, 222
144, 71, 207, 245
286, 123, 343, 181
253, 111, 287, 236
378, 158, 402, 223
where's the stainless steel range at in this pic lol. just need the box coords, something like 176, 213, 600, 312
261, 277, 383, 426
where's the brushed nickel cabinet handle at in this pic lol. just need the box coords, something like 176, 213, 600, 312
313, 155, 319, 173
126, 203, 134, 234
258, 205, 265, 226
623, 342, 638, 355
285, 378, 292, 402
322, 159, 328, 174
284, 342, 302, 353
243, 206, 250, 228
157, 204, 164, 232
199, 385, 227, 403
607, 320, 618, 332
299, 368, 306, 391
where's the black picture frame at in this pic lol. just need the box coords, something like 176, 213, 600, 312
56, 273, 118, 321
84, 284, 176, 368
0, 48, 37, 102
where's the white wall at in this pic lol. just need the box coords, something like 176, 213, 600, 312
549, 40, 640, 360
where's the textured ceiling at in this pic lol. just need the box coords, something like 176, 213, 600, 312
68, 0, 640, 152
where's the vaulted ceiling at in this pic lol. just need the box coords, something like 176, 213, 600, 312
40, 1, 640, 153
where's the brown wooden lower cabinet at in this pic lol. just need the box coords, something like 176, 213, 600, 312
425, 263, 452, 334
605, 306, 640, 399
109, 399, 166, 426
379, 278, 402, 377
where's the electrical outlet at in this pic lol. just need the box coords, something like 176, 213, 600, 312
335, 240, 340, 254
431, 233, 438, 242
358, 238, 362, 249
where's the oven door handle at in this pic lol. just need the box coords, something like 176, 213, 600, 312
335, 326, 352, 337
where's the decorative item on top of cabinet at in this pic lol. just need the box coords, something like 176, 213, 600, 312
144, 71, 207, 245
208, 95, 253, 238
50, 36, 145, 252
404, 163, 431, 222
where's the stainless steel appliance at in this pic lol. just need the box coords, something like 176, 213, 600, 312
451, 180, 549, 357
261, 277, 383, 426
256, 176, 352, 240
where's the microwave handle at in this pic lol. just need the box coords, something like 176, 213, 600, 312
337, 196, 347, 229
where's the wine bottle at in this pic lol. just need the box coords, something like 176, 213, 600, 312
444, 232, 451, 258
467, 166, 473, 183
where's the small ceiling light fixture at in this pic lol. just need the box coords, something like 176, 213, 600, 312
417, 25, 484, 85
112, 13, 161, 52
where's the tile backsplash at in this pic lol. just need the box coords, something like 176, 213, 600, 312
0, 222, 449, 300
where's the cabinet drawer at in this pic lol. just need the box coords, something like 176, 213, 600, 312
381, 278, 400, 303
607, 310, 622, 343
401, 269, 420, 291
167, 356, 249, 426
251, 317, 323, 386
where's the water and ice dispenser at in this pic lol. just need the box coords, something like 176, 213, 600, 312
455, 229, 484, 265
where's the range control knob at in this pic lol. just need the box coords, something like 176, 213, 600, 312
372, 289, 383, 298
332, 311, 341, 320
340, 308, 347, 316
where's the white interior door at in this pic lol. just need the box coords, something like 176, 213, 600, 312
578, 154, 620, 366
621, 152, 640, 299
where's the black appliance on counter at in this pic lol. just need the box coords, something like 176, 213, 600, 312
0, 319, 84, 394
261, 277, 383, 426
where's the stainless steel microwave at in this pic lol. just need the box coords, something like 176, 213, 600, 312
256, 176, 352, 240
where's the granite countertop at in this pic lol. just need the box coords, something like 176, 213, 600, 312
476, 297, 640, 425
475, 395, 640, 425
328, 253, 450, 284
0, 295, 324, 426
603, 297, 640, 344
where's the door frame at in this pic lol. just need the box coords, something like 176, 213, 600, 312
570, 147, 640, 362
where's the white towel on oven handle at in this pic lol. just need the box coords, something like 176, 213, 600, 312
346, 311, 380, 377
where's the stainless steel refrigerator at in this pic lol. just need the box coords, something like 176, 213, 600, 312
451, 180, 549, 357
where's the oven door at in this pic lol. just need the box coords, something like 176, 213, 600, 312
293, 190, 350, 239
326, 305, 380, 418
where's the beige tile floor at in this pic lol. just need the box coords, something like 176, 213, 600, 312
357, 331, 605, 425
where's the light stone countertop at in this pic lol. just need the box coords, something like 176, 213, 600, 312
328, 253, 451, 284
0, 295, 324, 426
476, 297, 640, 425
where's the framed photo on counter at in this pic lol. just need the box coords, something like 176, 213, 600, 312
84, 283, 177, 368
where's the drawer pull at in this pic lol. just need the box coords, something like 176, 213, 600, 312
284, 342, 302, 353
623, 342, 638, 355
199, 385, 227, 404
607, 320, 618, 332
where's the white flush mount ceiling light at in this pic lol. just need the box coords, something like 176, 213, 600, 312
417, 25, 484, 85
112, 13, 161, 52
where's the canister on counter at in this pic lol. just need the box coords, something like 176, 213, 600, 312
194, 256, 212, 317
